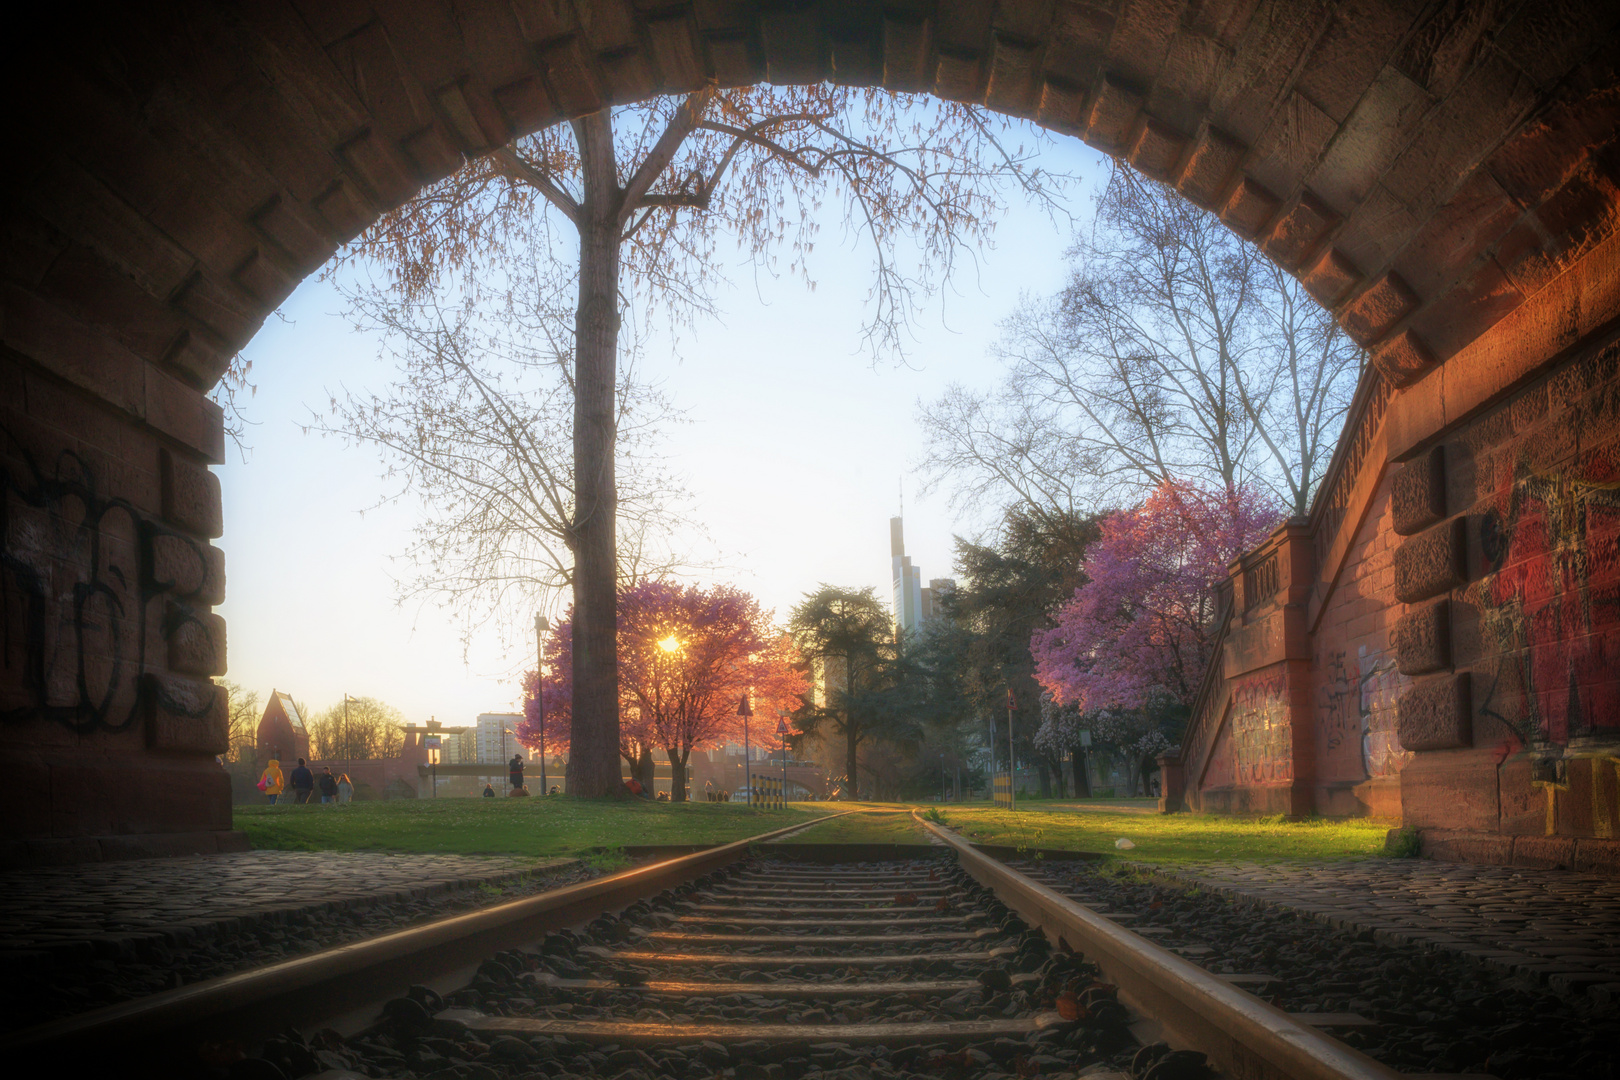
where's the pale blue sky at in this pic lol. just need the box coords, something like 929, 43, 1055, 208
216, 124, 1109, 725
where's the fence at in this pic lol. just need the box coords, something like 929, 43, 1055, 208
993, 772, 1014, 808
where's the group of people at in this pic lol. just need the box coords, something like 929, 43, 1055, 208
482, 754, 553, 798
258, 758, 352, 805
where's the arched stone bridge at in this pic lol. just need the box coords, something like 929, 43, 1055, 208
2, 1, 1617, 867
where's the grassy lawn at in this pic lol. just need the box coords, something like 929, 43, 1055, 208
930, 804, 1391, 865
235, 798, 832, 860
779, 808, 931, 845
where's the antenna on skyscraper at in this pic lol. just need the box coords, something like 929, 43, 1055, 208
898, 477, 903, 518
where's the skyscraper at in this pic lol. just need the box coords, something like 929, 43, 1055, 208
891, 517, 954, 637
891, 516, 923, 636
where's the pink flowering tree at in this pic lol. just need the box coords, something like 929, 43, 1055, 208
519, 579, 805, 800
1031, 479, 1280, 787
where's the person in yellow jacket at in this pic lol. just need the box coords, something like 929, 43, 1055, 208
259, 759, 284, 805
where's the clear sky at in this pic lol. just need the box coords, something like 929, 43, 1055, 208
216, 120, 1109, 725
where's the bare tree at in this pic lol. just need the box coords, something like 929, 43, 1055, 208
920, 164, 1361, 521
307, 696, 405, 761
342, 87, 1069, 797
310, 283, 690, 656
216, 679, 261, 763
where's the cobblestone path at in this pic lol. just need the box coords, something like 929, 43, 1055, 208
1149, 859, 1620, 1000
0, 851, 560, 951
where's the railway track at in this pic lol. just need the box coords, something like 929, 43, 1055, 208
8, 816, 1439, 1079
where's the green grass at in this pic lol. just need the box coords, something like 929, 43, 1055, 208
935, 805, 1390, 865
778, 808, 931, 845
235, 798, 830, 859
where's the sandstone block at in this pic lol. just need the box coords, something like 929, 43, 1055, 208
1371, 329, 1436, 388
1340, 271, 1418, 344
1392, 445, 1447, 535
1395, 600, 1451, 675
166, 605, 226, 677
159, 448, 222, 538
144, 673, 227, 754
148, 533, 225, 605
1394, 517, 1465, 602
1397, 672, 1471, 751
1512, 835, 1576, 870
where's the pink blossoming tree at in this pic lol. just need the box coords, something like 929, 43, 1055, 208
520, 579, 804, 800
1031, 479, 1281, 715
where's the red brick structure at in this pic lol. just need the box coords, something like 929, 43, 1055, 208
1, 1, 1617, 865
254, 690, 310, 767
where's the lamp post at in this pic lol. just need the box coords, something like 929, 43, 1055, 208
1006, 686, 1016, 812
737, 694, 753, 804
940, 752, 946, 804
343, 693, 351, 778
534, 614, 550, 795
504, 728, 518, 795
777, 713, 790, 807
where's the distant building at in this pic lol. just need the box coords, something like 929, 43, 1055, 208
255, 689, 309, 765
890, 516, 954, 637
476, 713, 524, 763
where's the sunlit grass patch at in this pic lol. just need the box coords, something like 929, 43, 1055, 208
938, 805, 1389, 864
235, 797, 828, 860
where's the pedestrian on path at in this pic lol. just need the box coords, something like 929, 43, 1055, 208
337, 773, 354, 804
259, 759, 284, 804
318, 767, 339, 804
289, 758, 315, 805
508, 753, 524, 794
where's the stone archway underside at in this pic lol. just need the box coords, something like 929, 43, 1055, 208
2, 1, 1618, 862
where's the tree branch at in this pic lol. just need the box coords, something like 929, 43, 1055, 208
620, 86, 718, 225
490, 145, 581, 226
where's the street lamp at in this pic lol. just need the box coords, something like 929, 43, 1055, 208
776, 712, 790, 807
534, 614, 550, 796
737, 693, 753, 804
503, 728, 516, 794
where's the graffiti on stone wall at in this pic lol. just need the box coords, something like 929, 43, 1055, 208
1320, 647, 1409, 779
1469, 448, 1620, 748
1227, 671, 1292, 784
1, 428, 216, 733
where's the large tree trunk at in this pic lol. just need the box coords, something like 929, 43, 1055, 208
671, 746, 689, 801
566, 110, 623, 799
1072, 748, 1091, 798
635, 744, 654, 794
844, 714, 859, 800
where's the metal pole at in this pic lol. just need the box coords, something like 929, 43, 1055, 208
535, 614, 549, 796
737, 694, 753, 805
501, 726, 507, 795
1007, 688, 1016, 812
343, 693, 350, 778
940, 753, 946, 803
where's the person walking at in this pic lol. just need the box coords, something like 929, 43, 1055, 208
288, 758, 315, 805
337, 773, 354, 804
508, 753, 524, 794
259, 759, 284, 805
318, 767, 339, 805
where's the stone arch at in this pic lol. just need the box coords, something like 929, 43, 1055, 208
3, 0, 1618, 860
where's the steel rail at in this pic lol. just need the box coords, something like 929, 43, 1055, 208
915, 812, 1403, 1080
4, 812, 852, 1058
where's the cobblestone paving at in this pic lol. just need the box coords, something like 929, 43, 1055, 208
0, 851, 557, 951
1148, 858, 1620, 1001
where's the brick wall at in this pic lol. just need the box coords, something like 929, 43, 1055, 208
0, 346, 239, 866
1394, 327, 1620, 872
